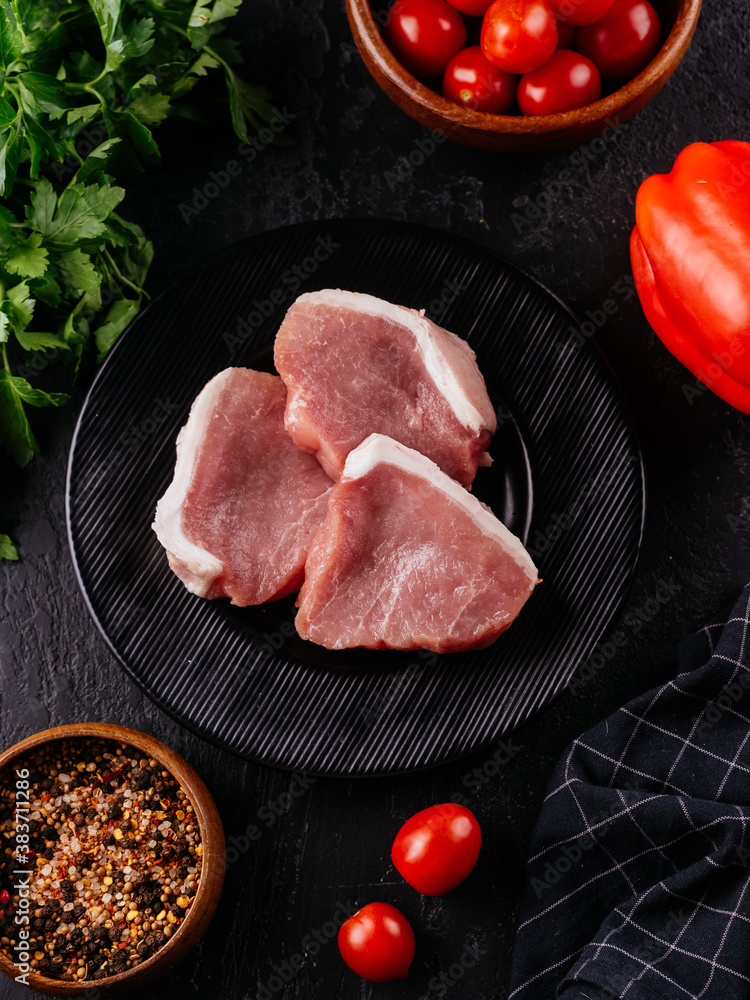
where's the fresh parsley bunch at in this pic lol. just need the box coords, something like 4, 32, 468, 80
0, 0, 285, 560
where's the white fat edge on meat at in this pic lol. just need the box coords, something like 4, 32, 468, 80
343, 434, 538, 582
152, 370, 228, 594
294, 289, 490, 433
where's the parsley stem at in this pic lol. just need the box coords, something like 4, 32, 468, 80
102, 248, 149, 300
65, 82, 106, 106
87, 68, 108, 88
71, 292, 90, 319
163, 21, 233, 74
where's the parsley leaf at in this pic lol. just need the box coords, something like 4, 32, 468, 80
0, 533, 18, 560
56, 249, 101, 296
6, 281, 35, 330
5, 232, 48, 277
14, 329, 67, 351
94, 297, 140, 356
32, 181, 125, 248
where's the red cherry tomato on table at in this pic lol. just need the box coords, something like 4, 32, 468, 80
384, 0, 467, 79
555, 19, 576, 48
480, 0, 558, 74
576, 0, 661, 81
442, 46, 517, 112
392, 803, 482, 896
518, 49, 601, 114
547, 0, 613, 24
338, 902, 415, 982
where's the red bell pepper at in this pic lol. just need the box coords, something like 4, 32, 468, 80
630, 141, 750, 412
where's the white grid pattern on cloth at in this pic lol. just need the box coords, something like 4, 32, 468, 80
618, 889, 707, 997
607, 686, 667, 788
608, 907, 750, 987
516, 811, 748, 933
614, 788, 679, 874
508, 589, 750, 1000
660, 879, 750, 928
568, 775, 638, 897
677, 797, 720, 856
693, 876, 750, 999
527, 791, 667, 864
616, 707, 750, 784
568, 890, 705, 1000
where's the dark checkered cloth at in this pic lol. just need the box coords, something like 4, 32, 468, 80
509, 585, 750, 1000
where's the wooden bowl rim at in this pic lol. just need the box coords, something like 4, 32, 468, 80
0, 723, 225, 995
346, 0, 703, 135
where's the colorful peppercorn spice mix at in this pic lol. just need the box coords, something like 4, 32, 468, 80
0, 739, 202, 984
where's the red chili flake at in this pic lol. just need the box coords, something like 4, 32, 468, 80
0, 890, 10, 905
100, 765, 126, 785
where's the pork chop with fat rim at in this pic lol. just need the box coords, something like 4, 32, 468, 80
295, 433, 538, 652
273, 289, 497, 488
153, 368, 333, 606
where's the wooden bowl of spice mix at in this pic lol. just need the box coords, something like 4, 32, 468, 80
0, 724, 225, 996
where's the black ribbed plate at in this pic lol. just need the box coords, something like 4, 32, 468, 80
67, 219, 644, 776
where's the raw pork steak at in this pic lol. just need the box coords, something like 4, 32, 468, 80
295, 434, 538, 652
274, 289, 496, 487
153, 368, 332, 606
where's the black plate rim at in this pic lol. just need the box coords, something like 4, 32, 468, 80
65, 217, 647, 778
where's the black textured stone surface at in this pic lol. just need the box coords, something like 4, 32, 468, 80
1, 0, 749, 996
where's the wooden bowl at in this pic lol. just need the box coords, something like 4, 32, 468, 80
0, 724, 225, 996
346, 0, 703, 151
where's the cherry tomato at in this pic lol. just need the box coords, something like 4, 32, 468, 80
547, 0, 613, 24
391, 803, 482, 896
442, 46, 517, 112
576, 0, 661, 81
480, 0, 558, 74
555, 19, 576, 47
447, 0, 494, 16
338, 902, 415, 982
384, 0, 468, 80
518, 48, 601, 114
